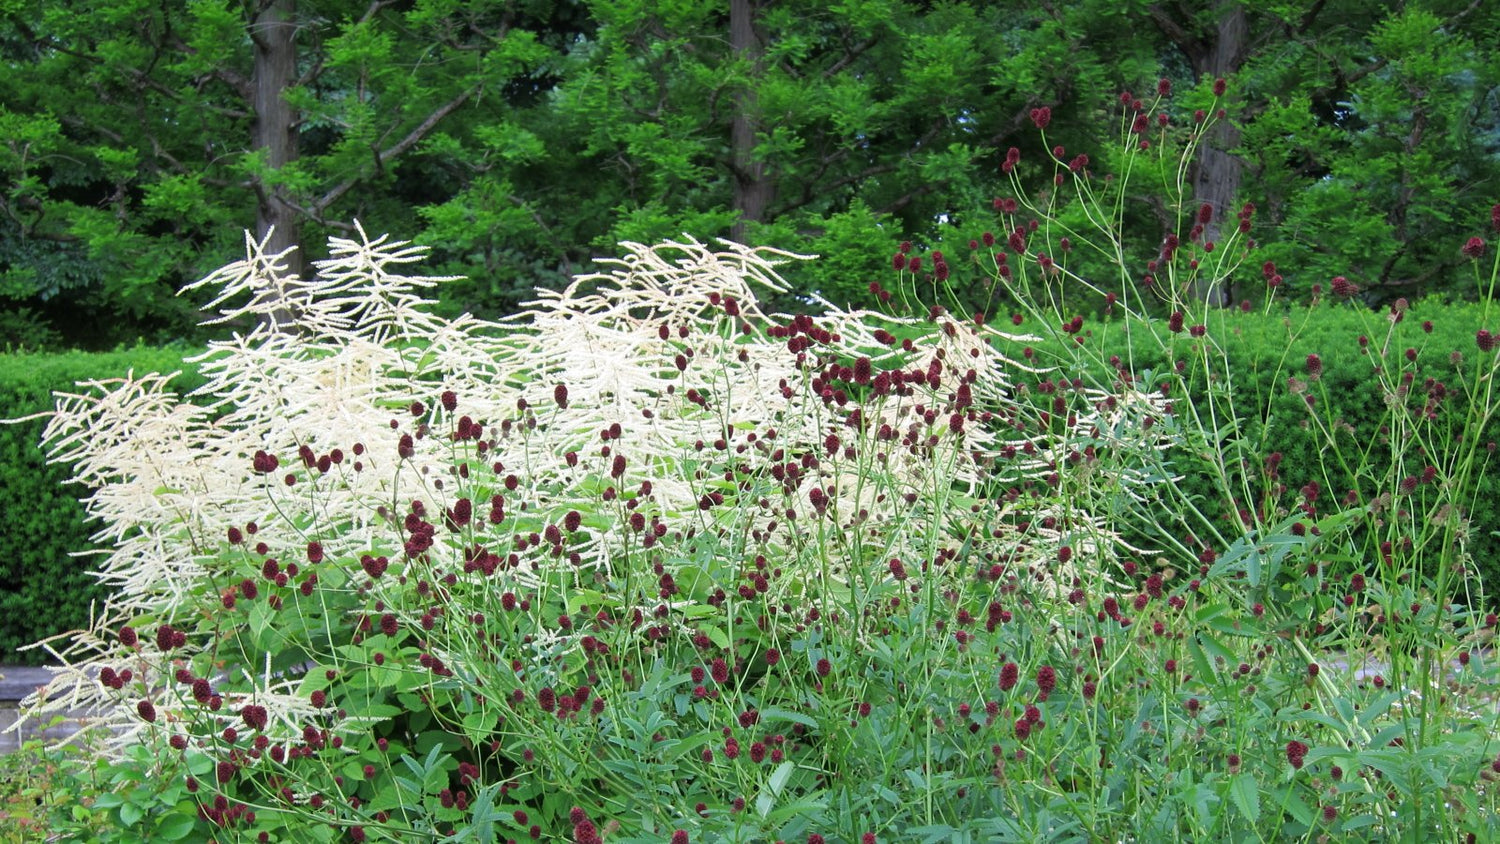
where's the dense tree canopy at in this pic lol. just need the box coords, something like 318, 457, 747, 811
1, 0, 1496, 348
1, 0, 588, 344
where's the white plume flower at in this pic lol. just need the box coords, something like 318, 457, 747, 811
16, 228, 1176, 759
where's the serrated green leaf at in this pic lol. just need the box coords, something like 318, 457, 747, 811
768, 759, 795, 795
759, 706, 819, 728
755, 789, 775, 819
1278, 708, 1345, 732
1358, 691, 1401, 726
906, 824, 959, 844
1368, 724, 1408, 752
1189, 635, 1215, 682
765, 796, 828, 825
1196, 631, 1237, 666
1280, 787, 1315, 826
248, 599, 275, 648
1228, 772, 1260, 823
1340, 813, 1379, 831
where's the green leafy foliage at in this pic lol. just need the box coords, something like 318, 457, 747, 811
18, 185, 1500, 839
1136, 306, 1494, 597
6, 1, 1497, 344
3, 4, 1500, 840
1232, 2, 1500, 305
0, 0, 589, 345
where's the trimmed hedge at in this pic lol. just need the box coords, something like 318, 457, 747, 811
1024, 297, 1500, 600
0, 347, 203, 665
5, 299, 1497, 665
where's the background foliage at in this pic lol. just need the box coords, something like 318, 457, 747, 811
0, 347, 202, 663
1017, 296, 1500, 591
1, 0, 1496, 347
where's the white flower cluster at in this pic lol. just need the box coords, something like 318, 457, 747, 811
17, 225, 1175, 755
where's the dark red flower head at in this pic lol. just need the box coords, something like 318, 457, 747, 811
1037, 664, 1057, 694
241, 704, 268, 731
252, 450, 279, 474
572, 820, 601, 844
1286, 739, 1308, 769
1212, 77, 1227, 96
1008, 227, 1026, 254
999, 662, 1018, 691
1029, 106, 1051, 130
1463, 237, 1486, 259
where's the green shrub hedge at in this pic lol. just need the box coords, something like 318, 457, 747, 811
4, 299, 1496, 667
0, 347, 203, 665
1023, 297, 1500, 599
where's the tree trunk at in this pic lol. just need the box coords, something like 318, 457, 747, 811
251, 0, 303, 291
1152, 0, 1247, 305
1191, 2, 1246, 306
729, 0, 771, 244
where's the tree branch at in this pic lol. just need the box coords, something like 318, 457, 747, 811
209, 66, 255, 101
1147, 3, 1203, 57
312, 85, 479, 214
1329, 2, 1479, 91
279, 196, 357, 232
876, 183, 935, 217
358, 0, 399, 25
1295, 0, 1328, 34
986, 102, 1049, 149
775, 161, 900, 217
822, 34, 879, 79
